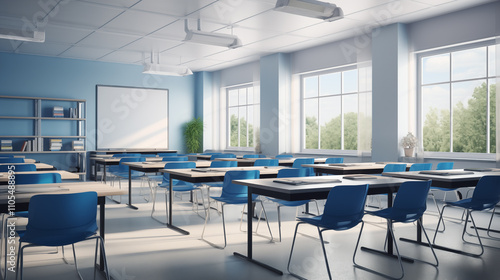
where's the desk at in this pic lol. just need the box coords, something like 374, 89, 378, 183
217, 157, 328, 167
0, 163, 54, 171
303, 162, 412, 175
383, 169, 500, 257
121, 161, 212, 210
0, 181, 126, 274
91, 157, 166, 182
160, 166, 288, 235
0, 170, 79, 184
231, 175, 414, 275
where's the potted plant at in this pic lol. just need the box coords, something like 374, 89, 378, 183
184, 117, 203, 153
401, 132, 417, 157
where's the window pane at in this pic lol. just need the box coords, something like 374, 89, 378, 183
452, 47, 487, 81
358, 66, 372, 92
422, 84, 450, 152
422, 53, 450, 85
452, 80, 487, 153
304, 98, 318, 149
247, 87, 254, 104
319, 96, 341, 150
304, 76, 318, 98
490, 79, 496, 153
228, 89, 238, 107
488, 46, 496, 77
252, 86, 260, 104
229, 107, 239, 147
248, 108, 254, 148
343, 94, 358, 150
343, 69, 358, 93
238, 88, 247, 106
319, 73, 340, 96
239, 106, 247, 147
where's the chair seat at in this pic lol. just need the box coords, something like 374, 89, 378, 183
297, 215, 361, 231
204, 182, 223, 188
446, 198, 497, 211
159, 180, 193, 188
20, 229, 97, 247
269, 198, 309, 207
431, 186, 458, 191
111, 171, 144, 178
366, 207, 423, 223
210, 195, 248, 204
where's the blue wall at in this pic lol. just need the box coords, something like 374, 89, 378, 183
0, 52, 195, 170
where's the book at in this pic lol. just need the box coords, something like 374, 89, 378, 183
72, 140, 84, 151
53, 106, 64, 118
50, 139, 63, 151
21, 141, 28, 151
1, 140, 13, 151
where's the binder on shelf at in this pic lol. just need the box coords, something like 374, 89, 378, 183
1, 140, 13, 151
52, 106, 64, 118
49, 139, 63, 151
21, 141, 28, 151
72, 140, 84, 151
69, 107, 78, 118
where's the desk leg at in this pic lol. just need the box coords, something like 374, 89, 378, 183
103, 162, 107, 183
98, 197, 105, 272
166, 176, 190, 235
126, 168, 138, 210
233, 188, 283, 275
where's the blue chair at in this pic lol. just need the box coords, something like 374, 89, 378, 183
242, 154, 259, 158
108, 157, 146, 202
111, 153, 141, 157
253, 159, 279, 167
162, 156, 188, 161
158, 153, 178, 157
0, 164, 36, 172
429, 162, 456, 224
288, 184, 369, 280
15, 173, 62, 184
210, 160, 236, 168
433, 175, 500, 257
325, 157, 344, 164
201, 170, 273, 249
436, 162, 454, 170
151, 161, 204, 224
140, 154, 156, 157
0, 155, 14, 158
382, 163, 407, 173
210, 154, 236, 160
354, 180, 438, 279
292, 158, 315, 176
263, 168, 320, 241
17, 192, 110, 280
258, 154, 267, 158
0, 158, 24, 163
201, 152, 221, 155
409, 163, 432, 171
275, 154, 293, 158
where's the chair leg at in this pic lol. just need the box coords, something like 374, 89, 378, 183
201, 202, 228, 249
72, 243, 83, 280
487, 208, 499, 238
150, 185, 166, 225
257, 201, 274, 242
277, 205, 282, 242
287, 222, 307, 280
93, 236, 110, 280
417, 219, 439, 267
318, 228, 332, 280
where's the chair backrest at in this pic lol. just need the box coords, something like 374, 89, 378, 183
277, 168, 306, 178
112, 153, 141, 157
162, 161, 196, 183
220, 170, 260, 199
392, 180, 432, 223
292, 158, 315, 176
117, 157, 145, 173
321, 184, 369, 230
158, 153, 178, 157
470, 176, 500, 209
325, 157, 344, 164
275, 154, 293, 158
436, 162, 454, 170
162, 156, 189, 161
0, 157, 24, 163
140, 154, 156, 157
383, 163, 407, 173
253, 159, 279, 167
21, 192, 98, 246
201, 152, 220, 155
0, 155, 14, 158
210, 160, 235, 168
258, 154, 267, 158
15, 173, 62, 184
242, 154, 259, 158
210, 154, 236, 160
0, 164, 37, 172
409, 163, 433, 172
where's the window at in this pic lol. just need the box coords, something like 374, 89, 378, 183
227, 85, 259, 149
419, 42, 497, 154
302, 66, 369, 152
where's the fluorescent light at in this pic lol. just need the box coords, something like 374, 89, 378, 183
275, 0, 344, 22
0, 27, 45, 42
184, 20, 242, 49
143, 63, 193, 76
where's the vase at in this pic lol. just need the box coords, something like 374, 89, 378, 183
404, 147, 414, 157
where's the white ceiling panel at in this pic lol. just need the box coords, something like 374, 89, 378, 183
181, 58, 226, 70
205, 47, 270, 61
60, 45, 114, 60
17, 42, 71, 56
132, 0, 216, 17
196, 0, 274, 25
200, 54, 262, 71
121, 37, 181, 52
44, 24, 93, 44
77, 30, 138, 49
99, 50, 144, 64
217, 26, 281, 46
237, 10, 320, 33
79, 0, 141, 9
289, 18, 362, 38
102, 9, 177, 36
347, 0, 430, 24
246, 34, 310, 52
165, 42, 230, 58
335, 0, 394, 15
0, 0, 52, 19
49, 0, 124, 29
0, 39, 22, 52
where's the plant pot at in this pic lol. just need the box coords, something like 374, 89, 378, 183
404, 147, 414, 157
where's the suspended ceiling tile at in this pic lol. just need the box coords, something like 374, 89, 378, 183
205, 46, 268, 61
102, 9, 178, 36
0, 0, 52, 19
200, 54, 261, 71
99, 50, 144, 64
50, 0, 124, 29
246, 34, 310, 52
165, 42, 230, 58
120, 36, 181, 53
216, 26, 281, 46
237, 9, 322, 33
0, 39, 22, 52
181, 58, 226, 71
79, 0, 141, 9
59, 45, 114, 60
347, 0, 429, 24
44, 24, 93, 44
16, 41, 71, 56
195, 0, 274, 25
289, 18, 362, 38
77, 30, 138, 49
337, 0, 394, 15
132, 0, 217, 17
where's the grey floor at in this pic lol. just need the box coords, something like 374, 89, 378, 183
7, 181, 500, 280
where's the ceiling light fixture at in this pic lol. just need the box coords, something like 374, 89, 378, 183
142, 51, 193, 76
184, 19, 242, 49
0, 27, 45, 42
274, 0, 344, 22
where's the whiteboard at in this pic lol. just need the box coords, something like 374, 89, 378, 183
96, 85, 168, 149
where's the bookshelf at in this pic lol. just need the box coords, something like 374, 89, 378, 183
0, 95, 87, 177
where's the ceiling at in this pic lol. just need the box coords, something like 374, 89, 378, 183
0, 0, 495, 72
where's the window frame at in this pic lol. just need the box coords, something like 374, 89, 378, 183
416, 39, 498, 160
226, 83, 259, 151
